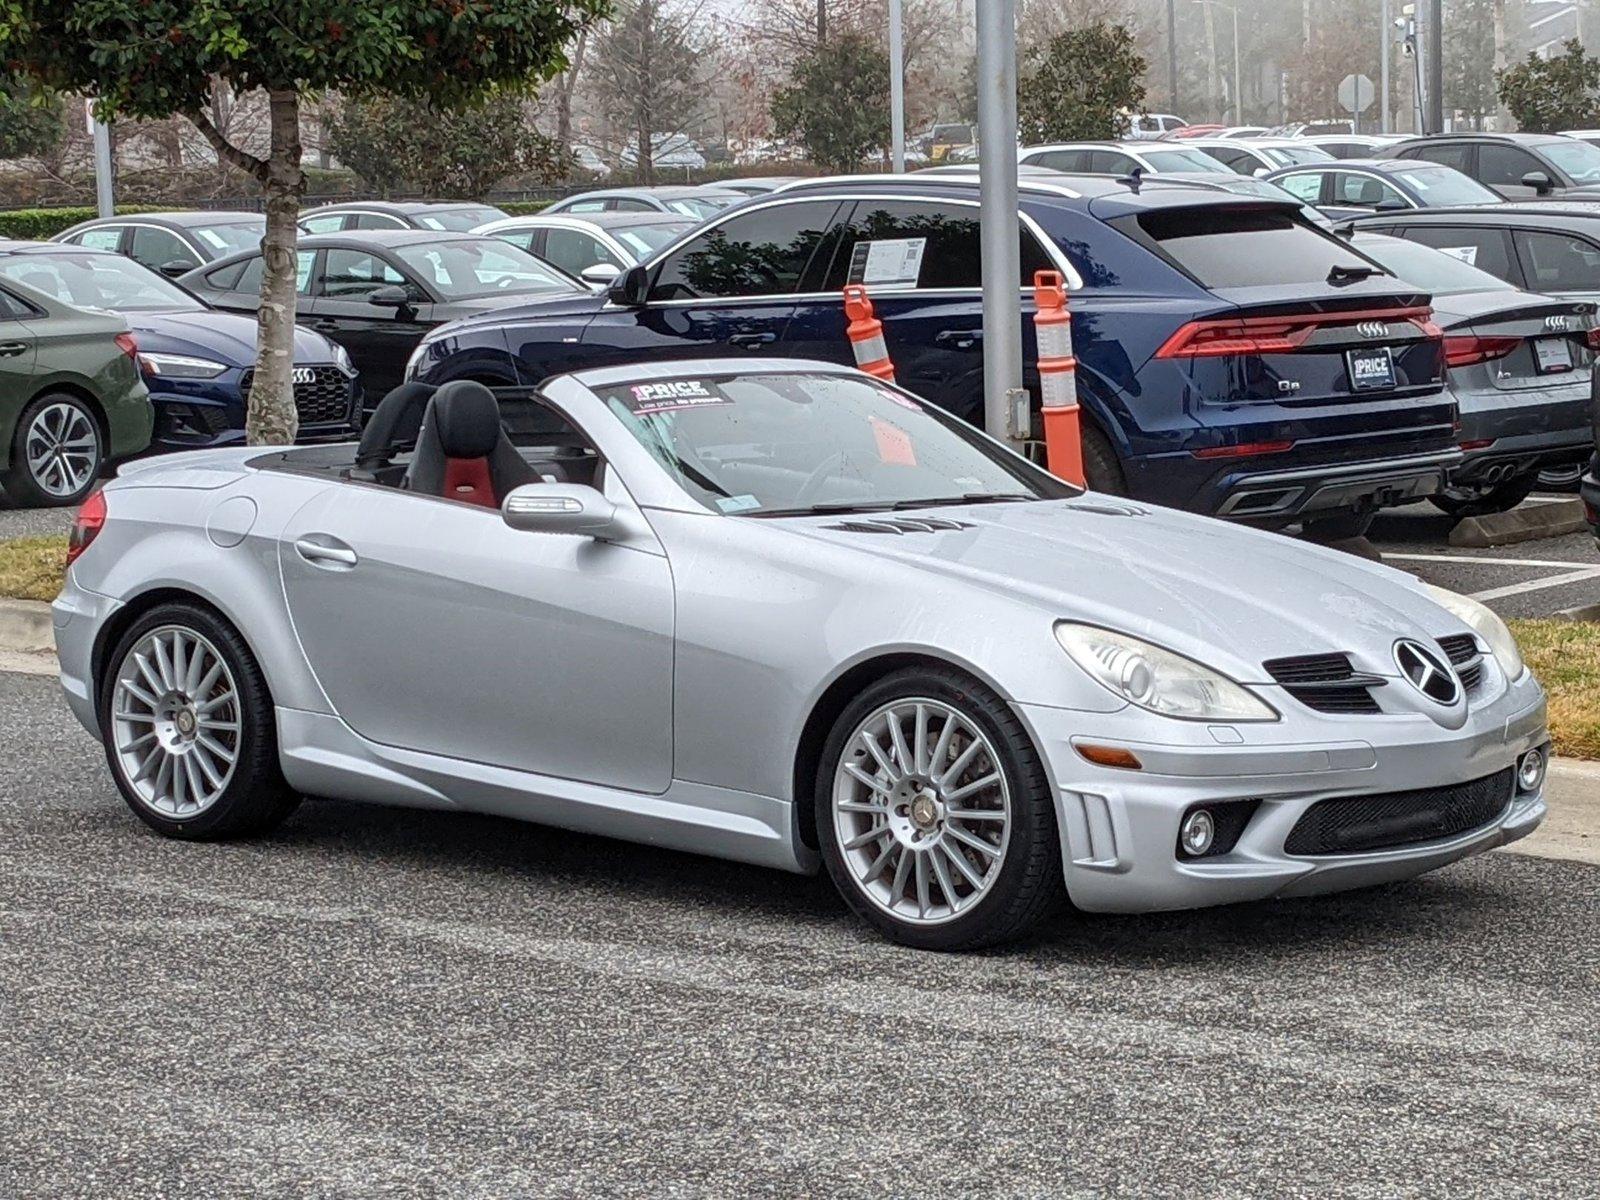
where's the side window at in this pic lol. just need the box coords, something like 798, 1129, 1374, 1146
1276, 172, 1326, 203
1089, 150, 1136, 173
300, 214, 347, 234
493, 229, 538, 253
318, 248, 412, 300
1215, 149, 1254, 174
1402, 225, 1515, 281
350, 212, 406, 230
563, 199, 608, 213
128, 226, 199, 271
543, 228, 621, 274
234, 250, 318, 295
611, 198, 656, 212
651, 200, 842, 300
1331, 172, 1406, 208
205, 260, 248, 290
1512, 230, 1600, 291
1478, 144, 1544, 187
1407, 142, 1471, 172
74, 227, 124, 252
823, 200, 980, 290
0, 286, 34, 320
1033, 149, 1088, 173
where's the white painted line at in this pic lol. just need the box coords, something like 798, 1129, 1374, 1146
1471, 567, 1600, 602
1385, 552, 1593, 569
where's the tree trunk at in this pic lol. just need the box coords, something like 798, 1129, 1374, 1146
556, 26, 589, 150
250, 90, 304, 446
1492, 0, 1510, 130
1203, 1, 1221, 122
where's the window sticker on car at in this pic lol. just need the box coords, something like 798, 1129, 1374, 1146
870, 416, 918, 466
847, 237, 927, 286
715, 493, 761, 513
624, 379, 731, 415
1437, 245, 1478, 266
876, 386, 923, 412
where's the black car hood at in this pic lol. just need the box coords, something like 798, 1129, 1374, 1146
437, 290, 606, 329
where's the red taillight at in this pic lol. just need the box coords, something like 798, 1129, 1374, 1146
1459, 438, 1496, 452
1586, 328, 1600, 351
113, 332, 138, 363
1156, 306, 1439, 359
1442, 335, 1520, 368
1191, 439, 1297, 460
66, 490, 106, 568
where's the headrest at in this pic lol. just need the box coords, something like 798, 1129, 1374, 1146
428, 380, 501, 459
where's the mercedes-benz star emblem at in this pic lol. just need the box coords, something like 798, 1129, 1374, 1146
1356, 320, 1387, 339
1394, 639, 1460, 705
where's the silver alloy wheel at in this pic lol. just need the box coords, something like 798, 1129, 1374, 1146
832, 698, 1011, 926
110, 626, 241, 818
24, 401, 100, 499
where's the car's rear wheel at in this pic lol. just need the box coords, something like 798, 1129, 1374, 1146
3, 392, 103, 507
99, 602, 299, 840
1300, 510, 1376, 542
815, 667, 1064, 950
1079, 422, 1127, 496
1536, 464, 1583, 492
1430, 473, 1538, 518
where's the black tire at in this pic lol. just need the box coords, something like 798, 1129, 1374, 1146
1300, 510, 1376, 542
814, 666, 1066, 951
98, 602, 300, 840
1429, 473, 1539, 518
2, 391, 105, 507
1079, 421, 1128, 496
1536, 464, 1583, 493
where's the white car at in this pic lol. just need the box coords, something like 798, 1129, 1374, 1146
474, 212, 696, 287
1125, 112, 1188, 140
1184, 137, 1336, 176
1020, 141, 1226, 176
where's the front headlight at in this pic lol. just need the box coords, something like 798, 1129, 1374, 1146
1424, 584, 1525, 680
330, 341, 354, 375
1054, 623, 1279, 722
137, 352, 228, 380
404, 340, 432, 381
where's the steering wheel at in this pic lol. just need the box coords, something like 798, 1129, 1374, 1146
794, 449, 864, 508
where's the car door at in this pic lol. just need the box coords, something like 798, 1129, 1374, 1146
577, 198, 845, 370
0, 287, 39, 410
299, 246, 434, 398
278, 481, 675, 793
1477, 143, 1552, 198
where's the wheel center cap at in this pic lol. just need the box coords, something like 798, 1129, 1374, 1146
175, 709, 196, 736
910, 793, 939, 830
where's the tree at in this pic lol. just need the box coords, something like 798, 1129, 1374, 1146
0, 80, 62, 161
0, 1, 607, 445
329, 94, 570, 199
1498, 39, 1600, 132
771, 32, 889, 172
1018, 23, 1146, 143
589, 0, 707, 186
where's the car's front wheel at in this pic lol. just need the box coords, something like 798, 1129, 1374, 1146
99, 602, 300, 840
815, 667, 1064, 950
3, 392, 104, 507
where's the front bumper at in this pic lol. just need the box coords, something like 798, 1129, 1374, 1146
1019, 677, 1548, 913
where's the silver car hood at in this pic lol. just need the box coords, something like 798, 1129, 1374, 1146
789, 498, 1455, 683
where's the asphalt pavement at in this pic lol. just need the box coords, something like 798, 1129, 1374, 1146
2, 670, 1597, 1198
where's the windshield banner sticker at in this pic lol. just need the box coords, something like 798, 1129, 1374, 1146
1437, 245, 1478, 266
848, 237, 927, 287
625, 380, 730, 415
870, 416, 918, 466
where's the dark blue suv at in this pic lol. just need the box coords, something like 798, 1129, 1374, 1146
408, 174, 1458, 536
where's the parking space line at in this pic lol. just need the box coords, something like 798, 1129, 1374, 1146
1384, 553, 1592, 569
1470, 568, 1600, 602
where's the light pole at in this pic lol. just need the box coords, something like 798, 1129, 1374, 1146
1380, 0, 1391, 134
889, 0, 905, 172
975, 0, 1025, 449
1195, 0, 1243, 126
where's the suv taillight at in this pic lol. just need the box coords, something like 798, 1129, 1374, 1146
66, 490, 106, 568
1155, 306, 1439, 358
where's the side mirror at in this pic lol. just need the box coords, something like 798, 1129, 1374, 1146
502, 483, 619, 539
1521, 170, 1554, 195
607, 263, 650, 307
1374, 197, 1410, 212
368, 284, 413, 309
580, 262, 623, 287
159, 260, 194, 278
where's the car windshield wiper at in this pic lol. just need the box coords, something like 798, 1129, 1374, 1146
1327, 263, 1383, 286
740, 501, 903, 519
888, 492, 1037, 509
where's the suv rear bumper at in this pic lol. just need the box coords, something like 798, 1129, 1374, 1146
1209, 449, 1461, 522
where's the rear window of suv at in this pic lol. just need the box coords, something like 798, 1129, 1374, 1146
1118, 206, 1384, 288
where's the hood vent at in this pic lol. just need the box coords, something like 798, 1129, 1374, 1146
825, 517, 975, 535
1062, 499, 1148, 517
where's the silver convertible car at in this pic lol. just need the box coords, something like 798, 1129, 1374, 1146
54, 359, 1550, 950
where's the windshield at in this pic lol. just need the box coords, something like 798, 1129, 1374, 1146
392, 239, 580, 299
415, 206, 508, 232
614, 221, 693, 258
1390, 166, 1503, 206
1350, 233, 1510, 294
667, 195, 738, 218
191, 221, 264, 255
1539, 138, 1600, 183
1141, 148, 1226, 173
0, 251, 202, 312
597, 372, 1070, 515
1262, 145, 1335, 166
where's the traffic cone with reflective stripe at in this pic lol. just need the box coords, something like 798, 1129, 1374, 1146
1034, 269, 1083, 485
843, 285, 896, 382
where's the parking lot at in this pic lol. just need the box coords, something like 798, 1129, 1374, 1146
0, 668, 1596, 1198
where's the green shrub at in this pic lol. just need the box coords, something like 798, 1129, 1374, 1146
497, 200, 551, 215
0, 204, 163, 241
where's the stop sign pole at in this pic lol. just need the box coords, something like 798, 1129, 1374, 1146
976, 0, 1026, 450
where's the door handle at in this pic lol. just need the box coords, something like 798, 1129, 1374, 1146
729, 331, 778, 349
935, 329, 983, 350
0, 341, 28, 357
294, 537, 358, 569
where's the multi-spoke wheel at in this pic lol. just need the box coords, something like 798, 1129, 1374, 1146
99, 603, 299, 839
3, 393, 104, 507
817, 667, 1064, 950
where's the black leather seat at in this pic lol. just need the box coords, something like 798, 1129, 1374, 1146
401, 381, 537, 508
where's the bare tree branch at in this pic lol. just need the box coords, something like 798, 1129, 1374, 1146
184, 103, 268, 182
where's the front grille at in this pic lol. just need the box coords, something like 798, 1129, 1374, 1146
241, 367, 354, 428
1264, 652, 1384, 715
1437, 633, 1485, 694
1283, 768, 1514, 856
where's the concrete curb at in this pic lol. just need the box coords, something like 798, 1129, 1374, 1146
1449, 498, 1588, 548
1555, 602, 1600, 623
0, 597, 52, 654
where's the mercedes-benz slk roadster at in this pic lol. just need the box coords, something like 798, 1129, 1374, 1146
54, 360, 1549, 949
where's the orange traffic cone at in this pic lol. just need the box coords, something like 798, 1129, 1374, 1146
843, 285, 896, 382
1034, 269, 1083, 486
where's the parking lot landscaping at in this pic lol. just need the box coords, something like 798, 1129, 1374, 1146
0, 535, 66, 604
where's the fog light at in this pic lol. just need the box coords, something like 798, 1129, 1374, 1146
1517, 748, 1546, 793
1180, 809, 1216, 856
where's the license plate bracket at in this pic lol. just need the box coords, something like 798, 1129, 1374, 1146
1346, 346, 1396, 392
1534, 337, 1573, 374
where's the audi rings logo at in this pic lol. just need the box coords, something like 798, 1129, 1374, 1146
1394, 639, 1460, 705
1544, 314, 1571, 332
1356, 320, 1388, 339
292, 367, 315, 385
